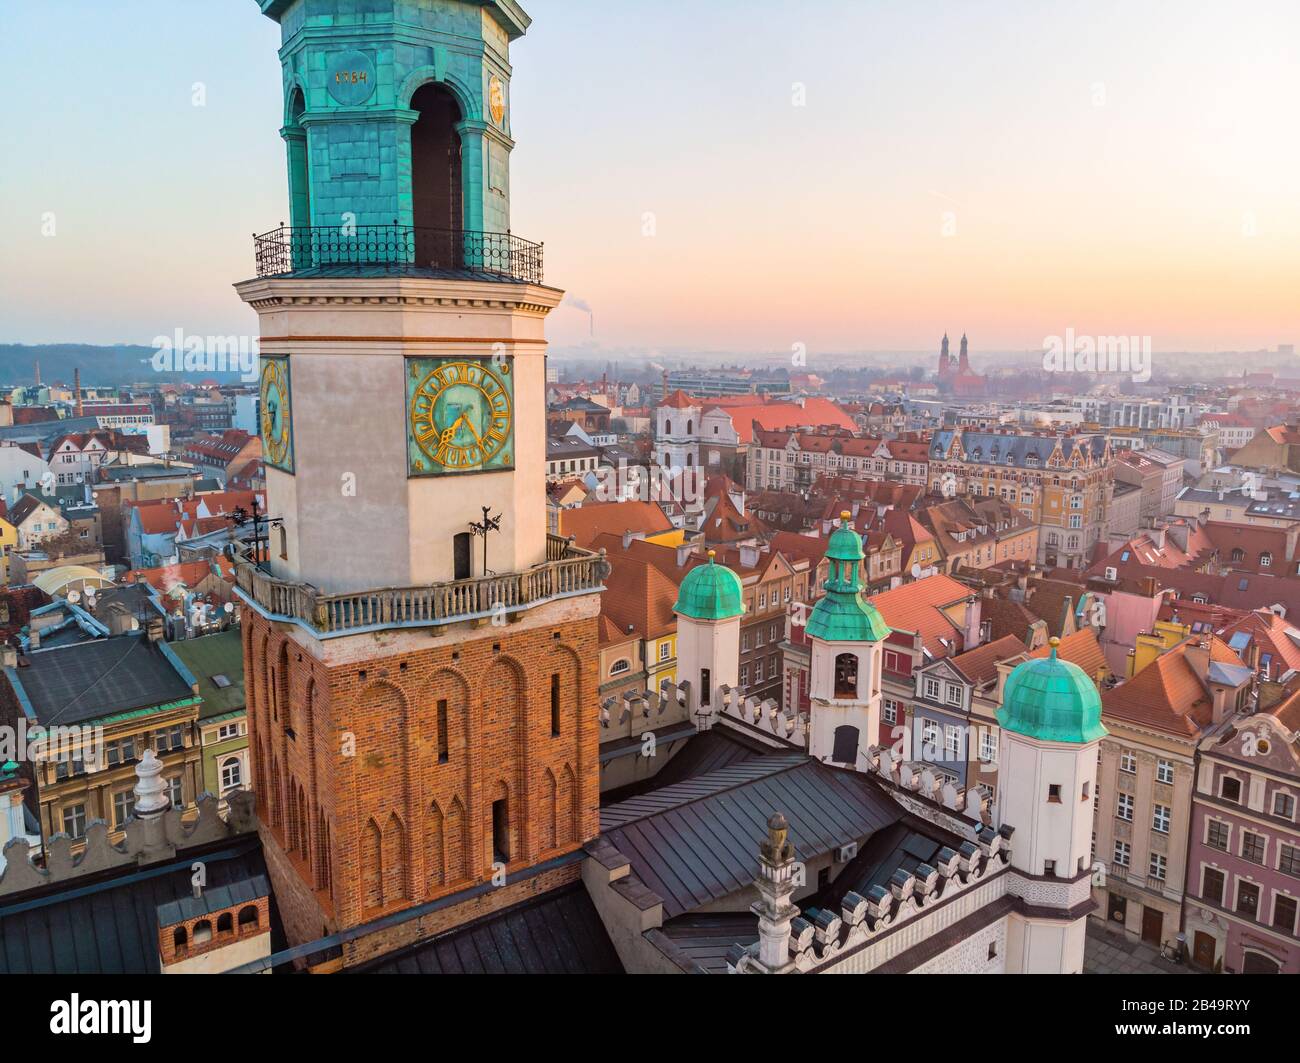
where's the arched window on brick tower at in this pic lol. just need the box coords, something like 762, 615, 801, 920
411, 84, 463, 269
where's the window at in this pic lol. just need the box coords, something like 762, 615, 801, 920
882, 700, 898, 725
166, 776, 183, 809
1280, 844, 1300, 878
1202, 867, 1225, 905
1156, 759, 1174, 785
1220, 776, 1242, 803
1275, 792, 1296, 819
945, 683, 963, 707
945, 726, 962, 759
700, 668, 711, 707
436, 699, 450, 763
1120, 751, 1137, 774
609, 659, 631, 677
922, 721, 941, 754
1275, 894, 1298, 934
739, 665, 749, 687
217, 723, 240, 741
1240, 831, 1265, 864
987, 941, 997, 960
550, 674, 562, 738
63, 804, 87, 840
1236, 881, 1260, 918
1117, 793, 1134, 821
1260, 552, 1272, 568
1152, 804, 1171, 834
113, 790, 136, 827
1048, 784, 1062, 804
221, 758, 243, 791
980, 730, 997, 763
1206, 819, 1229, 851
1149, 853, 1167, 881
1044, 860, 1057, 876
923, 676, 941, 701
834, 653, 859, 699
154, 726, 184, 753
659, 642, 671, 661
1113, 840, 1130, 867
492, 797, 510, 864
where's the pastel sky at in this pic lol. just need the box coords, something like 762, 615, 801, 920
1, 0, 1297, 356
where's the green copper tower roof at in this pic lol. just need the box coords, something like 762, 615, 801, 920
996, 639, 1108, 744
674, 552, 745, 621
805, 514, 892, 643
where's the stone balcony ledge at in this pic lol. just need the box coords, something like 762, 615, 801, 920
232, 534, 607, 638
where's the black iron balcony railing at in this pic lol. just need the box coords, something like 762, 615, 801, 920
253, 223, 544, 284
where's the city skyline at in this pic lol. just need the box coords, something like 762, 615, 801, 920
0, 0, 1296, 354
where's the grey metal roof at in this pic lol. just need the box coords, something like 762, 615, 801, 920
653, 913, 759, 973
355, 885, 624, 975
600, 727, 768, 803
600, 755, 903, 918
1208, 661, 1254, 687
14, 635, 194, 727
0, 842, 269, 974
156, 873, 269, 926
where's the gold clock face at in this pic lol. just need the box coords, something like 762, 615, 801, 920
407, 358, 514, 476
488, 76, 506, 127
260, 357, 294, 472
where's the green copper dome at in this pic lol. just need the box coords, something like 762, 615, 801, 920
996, 640, 1107, 744
805, 514, 892, 643
675, 552, 745, 621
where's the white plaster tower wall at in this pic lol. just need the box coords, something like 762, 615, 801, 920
677, 613, 740, 717
807, 637, 882, 766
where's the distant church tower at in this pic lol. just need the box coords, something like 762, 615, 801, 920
234, 0, 605, 965
804, 514, 891, 767
996, 638, 1107, 974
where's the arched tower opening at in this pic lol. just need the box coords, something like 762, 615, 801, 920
410, 83, 464, 269
286, 87, 311, 230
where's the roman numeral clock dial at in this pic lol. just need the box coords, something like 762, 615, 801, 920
407, 358, 515, 476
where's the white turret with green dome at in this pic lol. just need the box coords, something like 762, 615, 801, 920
674, 550, 744, 726
997, 637, 1108, 974
806, 514, 892, 769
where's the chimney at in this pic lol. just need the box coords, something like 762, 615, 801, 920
1141, 576, 1159, 598
675, 543, 693, 568
963, 597, 984, 648
146, 616, 166, 643
74, 368, 83, 418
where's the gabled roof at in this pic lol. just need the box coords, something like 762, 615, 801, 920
559, 500, 674, 548
601, 556, 681, 639
1102, 637, 1243, 737
867, 574, 973, 656
1028, 627, 1108, 681
949, 634, 1026, 687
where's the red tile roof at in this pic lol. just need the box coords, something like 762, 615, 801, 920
560, 501, 674, 548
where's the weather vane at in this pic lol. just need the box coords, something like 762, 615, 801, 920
468, 506, 503, 577
228, 495, 284, 573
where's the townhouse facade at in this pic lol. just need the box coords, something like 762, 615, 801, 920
928, 428, 1115, 570
1185, 690, 1300, 973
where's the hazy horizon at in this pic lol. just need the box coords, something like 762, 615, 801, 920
2, 0, 1297, 353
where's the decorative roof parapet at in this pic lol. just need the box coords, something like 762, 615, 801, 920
729, 821, 1012, 975
0, 789, 256, 899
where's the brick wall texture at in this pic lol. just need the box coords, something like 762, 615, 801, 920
242, 604, 601, 946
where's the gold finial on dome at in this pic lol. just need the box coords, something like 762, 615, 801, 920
841, 510, 851, 521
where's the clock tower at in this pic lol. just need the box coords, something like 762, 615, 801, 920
235, 0, 606, 968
